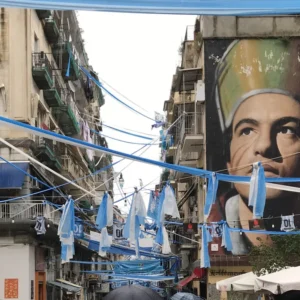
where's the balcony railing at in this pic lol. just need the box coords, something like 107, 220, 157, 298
0, 201, 61, 225
32, 52, 53, 90
35, 137, 63, 171
52, 93, 81, 135
43, 76, 64, 107
173, 113, 201, 146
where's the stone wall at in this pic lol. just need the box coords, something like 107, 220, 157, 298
202, 16, 300, 38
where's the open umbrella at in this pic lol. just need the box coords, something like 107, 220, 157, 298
171, 293, 201, 300
104, 285, 163, 300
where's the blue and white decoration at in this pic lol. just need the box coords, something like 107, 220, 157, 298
221, 222, 233, 252
249, 162, 266, 219
96, 192, 113, 256
58, 197, 75, 263
96, 192, 113, 230
200, 224, 212, 268
155, 183, 179, 254
201, 222, 233, 267
147, 190, 160, 221
124, 191, 147, 256
204, 172, 218, 221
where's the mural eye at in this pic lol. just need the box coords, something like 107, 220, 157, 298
241, 128, 253, 136
279, 127, 295, 135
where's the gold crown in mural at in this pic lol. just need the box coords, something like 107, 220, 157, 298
215, 39, 300, 132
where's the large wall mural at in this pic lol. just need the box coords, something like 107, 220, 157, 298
205, 39, 300, 255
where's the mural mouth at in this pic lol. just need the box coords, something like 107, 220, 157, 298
262, 164, 280, 177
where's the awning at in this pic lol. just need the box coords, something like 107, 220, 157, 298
216, 272, 256, 292
254, 267, 300, 294
178, 267, 205, 288
0, 161, 29, 189
48, 279, 82, 293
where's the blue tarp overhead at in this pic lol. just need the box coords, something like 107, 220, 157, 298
113, 260, 164, 274
1, 0, 300, 15
0, 162, 29, 189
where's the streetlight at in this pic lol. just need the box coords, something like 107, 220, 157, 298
119, 173, 124, 189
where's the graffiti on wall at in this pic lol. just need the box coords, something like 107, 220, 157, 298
205, 38, 300, 255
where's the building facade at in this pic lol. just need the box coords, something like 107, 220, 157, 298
162, 15, 300, 300
0, 8, 114, 300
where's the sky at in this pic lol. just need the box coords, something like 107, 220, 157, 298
78, 12, 196, 213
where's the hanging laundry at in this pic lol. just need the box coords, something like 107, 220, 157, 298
151, 121, 165, 129
280, 215, 295, 232
35, 216, 46, 235
86, 122, 94, 161
84, 76, 94, 101
81, 120, 90, 141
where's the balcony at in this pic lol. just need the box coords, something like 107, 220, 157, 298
52, 94, 81, 135
36, 10, 52, 20
161, 168, 170, 183
175, 148, 199, 168
84, 153, 95, 173
35, 137, 62, 171
177, 228, 198, 251
95, 85, 105, 107
43, 77, 64, 107
32, 52, 53, 90
52, 42, 81, 81
173, 91, 195, 105
94, 171, 109, 192
44, 17, 60, 44
0, 201, 61, 226
178, 113, 203, 154
89, 71, 105, 107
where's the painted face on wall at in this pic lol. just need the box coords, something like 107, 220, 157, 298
227, 93, 300, 199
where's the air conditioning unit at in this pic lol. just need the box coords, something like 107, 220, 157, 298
196, 80, 205, 102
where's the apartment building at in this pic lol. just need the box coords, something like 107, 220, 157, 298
160, 20, 205, 297
0, 8, 114, 300
162, 15, 300, 300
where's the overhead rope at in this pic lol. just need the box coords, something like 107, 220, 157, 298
81, 67, 156, 122
92, 129, 159, 146
3, 115, 300, 189
101, 123, 154, 141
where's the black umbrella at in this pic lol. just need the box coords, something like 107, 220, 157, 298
104, 285, 163, 300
